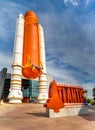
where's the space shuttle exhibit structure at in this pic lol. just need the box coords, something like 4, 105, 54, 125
8, 11, 47, 103
22, 11, 42, 79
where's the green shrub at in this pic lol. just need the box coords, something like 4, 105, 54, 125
86, 98, 91, 103
91, 101, 95, 105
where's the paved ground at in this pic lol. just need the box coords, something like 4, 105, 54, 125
0, 103, 95, 130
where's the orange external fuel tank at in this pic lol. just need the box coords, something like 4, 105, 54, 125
22, 11, 42, 79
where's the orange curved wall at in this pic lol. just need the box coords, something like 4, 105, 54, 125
22, 11, 41, 79
44, 80, 85, 112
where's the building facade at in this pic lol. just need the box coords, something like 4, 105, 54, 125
3, 73, 53, 103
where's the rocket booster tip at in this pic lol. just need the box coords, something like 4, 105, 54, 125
18, 13, 24, 18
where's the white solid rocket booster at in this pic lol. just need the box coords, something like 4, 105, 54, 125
8, 14, 24, 103
38, 24, 48, 103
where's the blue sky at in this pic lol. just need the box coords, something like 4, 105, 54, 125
0, 0, 95, 98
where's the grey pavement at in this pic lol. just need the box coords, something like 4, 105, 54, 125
0, 103, 95, 130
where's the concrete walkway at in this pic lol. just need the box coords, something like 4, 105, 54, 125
0, 103, 95, 130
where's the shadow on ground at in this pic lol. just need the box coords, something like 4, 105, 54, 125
26, 112, 47, 117
88, 105, 95, 110
79, 105, 95, 121
26, 105, 95, 122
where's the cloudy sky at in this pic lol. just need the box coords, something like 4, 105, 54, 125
0, 0, 95, 98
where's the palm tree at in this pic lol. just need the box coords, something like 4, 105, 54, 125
84, 89, 88, 98
92, 88, 95, 100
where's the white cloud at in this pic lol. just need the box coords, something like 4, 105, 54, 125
82, 82, 95, 98
47, 59, 79, 84
45, 11, 95, 76
64, 0, 79, 6
0, 1, 27, 41
71, 0, 79, 6
85, 0, 91, 5
64, 0, 93, 7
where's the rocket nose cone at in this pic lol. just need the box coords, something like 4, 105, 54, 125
24, 10, 38, 20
